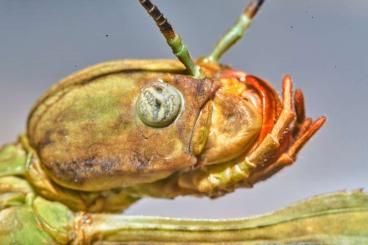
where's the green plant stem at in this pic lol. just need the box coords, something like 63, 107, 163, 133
81, 190, 368, 244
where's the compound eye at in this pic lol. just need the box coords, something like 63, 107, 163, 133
136, 82, 182, 127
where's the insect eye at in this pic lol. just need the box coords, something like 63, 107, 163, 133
136, 82, 182, 128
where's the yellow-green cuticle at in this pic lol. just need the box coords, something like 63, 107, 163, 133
136, 81, 182, 127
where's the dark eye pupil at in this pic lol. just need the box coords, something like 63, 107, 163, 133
155, 98, 162, 108
155, 86, 163, 92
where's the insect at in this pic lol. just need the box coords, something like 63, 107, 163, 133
0, 0, 326, 244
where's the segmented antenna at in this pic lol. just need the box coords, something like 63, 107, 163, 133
207, 0, 265, 63
139, 0, 204, 79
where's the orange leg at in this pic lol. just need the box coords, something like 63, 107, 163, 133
248, 116, 326, 184
248, 85, 326, 184
177, 76, 325, 197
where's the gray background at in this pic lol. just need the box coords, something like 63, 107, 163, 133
0, 1, 367, 218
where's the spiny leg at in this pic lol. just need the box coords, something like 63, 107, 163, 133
178, 77, 326, 196
245, 75, 295, 168
207, 0, 265, 62
293, 89, 310, 137
178, 76, 298, 195
279, 88, 326, 165
295, 89, 306, 123
243, 86, 326, 185
249, 117, 326, 184
276, 117, 326, 165
295, 117, 313, 138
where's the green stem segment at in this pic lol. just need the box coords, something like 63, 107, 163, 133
82, 190, 368, 244
139, 0, 204, 79
207, 0, 265, 62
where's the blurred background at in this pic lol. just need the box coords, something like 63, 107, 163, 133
0, 0, 367, 218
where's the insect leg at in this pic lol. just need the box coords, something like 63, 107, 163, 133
247, 117, 325, 184
178, 76, 325, 196
276, 117, 326, 165
246, 75, 296, 164
242, 83, 326, 183
294, 89, 306, 123
279, 87, 326, 165
178, 76, 296, 195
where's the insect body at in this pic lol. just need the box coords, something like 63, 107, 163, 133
0, 0, 327, 244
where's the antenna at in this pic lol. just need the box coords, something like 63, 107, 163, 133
207, 0, 265, 63
138, 0, 204, 78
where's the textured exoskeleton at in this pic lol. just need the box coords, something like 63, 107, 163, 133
25, 58, 325, 207
0, 1, 343, 244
